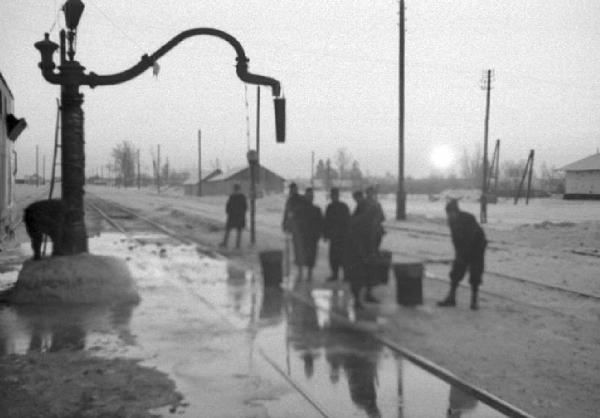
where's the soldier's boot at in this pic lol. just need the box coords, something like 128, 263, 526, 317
470, 287, 479, 311
437, 282, 457, 307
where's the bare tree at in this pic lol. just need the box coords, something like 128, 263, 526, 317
459, 145, 482, 187
111, 141, 136, 187
335, 147, 352, 180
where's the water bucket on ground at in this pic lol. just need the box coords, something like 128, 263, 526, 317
393, 262, 424, 306
259, 250, 283, 288
367, 250, 392, 286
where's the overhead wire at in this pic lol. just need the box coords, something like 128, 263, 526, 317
86, 0, 145, 52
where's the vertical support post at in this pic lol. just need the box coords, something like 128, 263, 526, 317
43, 155, 46, 185
526, 150, 535, 204
61, 74, 88, 253
157, 144, 161, 193
256, 87, 260, 185
480, 69, 492, 224
396, 0, 407, 220
197, 129, 202, 196
137, 149, 141, 189
248, 150, 257, 246
311, 151, 315, 188
36, 145, 39, 186
493, 139, 500, 193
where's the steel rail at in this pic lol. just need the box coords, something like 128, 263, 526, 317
84, 195, 331, 418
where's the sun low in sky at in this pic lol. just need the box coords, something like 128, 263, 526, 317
430, 145, 455, 171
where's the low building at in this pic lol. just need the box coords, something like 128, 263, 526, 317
561, 152, 600, 199
184, 165, 285, 197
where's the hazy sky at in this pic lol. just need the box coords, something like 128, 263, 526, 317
1, 0, 600, 180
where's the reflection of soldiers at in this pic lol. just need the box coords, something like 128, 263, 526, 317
438, 199, 487, 310
286, 287, 322, 379
323, 188, 350, 282
447, 386, 479, 417
324, 325, 382, 418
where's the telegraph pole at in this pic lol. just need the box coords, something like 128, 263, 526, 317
480, 69, 493, 224
396, 0, 406, 220
157, 144, 161, 193
197, 129, 202, 196
36, 145, 39, 186
311, 151, 315, 188
256, 86, 260, 184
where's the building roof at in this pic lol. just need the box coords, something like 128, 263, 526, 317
205, 164, 285, 183
183, 169, 222, 185
560, 152, 600, 172
184, 164, 285, 185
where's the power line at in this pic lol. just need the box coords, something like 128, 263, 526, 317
86, 0, 145, 51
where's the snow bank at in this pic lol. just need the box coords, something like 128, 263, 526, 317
8, 254, 140, 304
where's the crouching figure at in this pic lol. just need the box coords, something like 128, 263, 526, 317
24, 199, 67, 260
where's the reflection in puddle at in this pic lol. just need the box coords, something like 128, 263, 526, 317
254, 286, 508, 418
0, 302, 136, 356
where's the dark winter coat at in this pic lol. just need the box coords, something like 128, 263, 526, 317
449, 210, 487, 262
296, 200, 323, 268
282, 193, 304, 233
225, 192, 247, 229
324, 201, 350, 243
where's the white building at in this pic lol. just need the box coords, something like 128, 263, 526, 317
561, 152, 600, 199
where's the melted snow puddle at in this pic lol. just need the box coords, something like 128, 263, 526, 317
0, 233, 515, 417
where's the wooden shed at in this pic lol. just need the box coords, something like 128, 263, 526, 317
561, 152, 600, 199
184, 164, 285, 197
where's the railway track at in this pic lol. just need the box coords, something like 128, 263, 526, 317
86, 195, 533, 418
92, 192, 600, 307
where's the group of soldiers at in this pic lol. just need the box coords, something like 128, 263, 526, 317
282, 183, 386, 309
220, 182, 487, 311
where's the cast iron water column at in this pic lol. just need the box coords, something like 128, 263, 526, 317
35, 0, 285, 255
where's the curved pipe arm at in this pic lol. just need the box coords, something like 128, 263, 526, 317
84, 28, 281, 96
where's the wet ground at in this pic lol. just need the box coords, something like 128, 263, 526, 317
0, 231, 511, 417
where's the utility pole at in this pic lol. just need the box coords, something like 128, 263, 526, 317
480, 69, 493, 224
256, 86, 260, 185
43, 155, 46, 185
137, 148, 141, 189
326, 158, 331, 190
396, 0, 406, 220
197, 129, 202, 196
157, 144, 161, 193
311, 151, 315, 188
36, 145, 39, 186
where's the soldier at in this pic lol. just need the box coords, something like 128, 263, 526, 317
297, 188, 323, 281
438, 199, 487, 310
323, 188, 350, 282
365, 186, 385, 255
282, 182, 306, 279
344, 190, 376, 309
24, 199, 67, 260
220, 183, 247, 249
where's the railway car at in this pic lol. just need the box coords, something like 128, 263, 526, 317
0, 71, 27, 242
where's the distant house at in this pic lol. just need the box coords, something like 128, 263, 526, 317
183, 169, 222, 196
184, 165, 285, 196
560, 152, 600, 199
